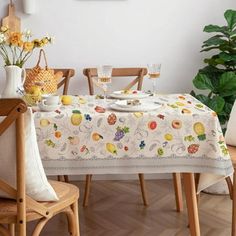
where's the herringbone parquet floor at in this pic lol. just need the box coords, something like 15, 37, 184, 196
27, 179, 232, 236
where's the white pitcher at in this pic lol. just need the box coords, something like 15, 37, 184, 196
1, 65, 26, 98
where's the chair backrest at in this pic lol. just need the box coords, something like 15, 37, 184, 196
0, 99, 27, 235
25, 68, 75, 95
0, 99, 52, 235
83, 67, 147, 95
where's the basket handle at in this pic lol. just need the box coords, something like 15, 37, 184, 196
36, 49, 48, 69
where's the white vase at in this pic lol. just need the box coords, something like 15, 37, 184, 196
22, 0, 36, 14
1, 65, 26, 98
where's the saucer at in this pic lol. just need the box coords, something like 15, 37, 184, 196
38, 102, 61, 112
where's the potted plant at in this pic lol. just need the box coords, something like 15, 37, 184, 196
191, 9, 236, 131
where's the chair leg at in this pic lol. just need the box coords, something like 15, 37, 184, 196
32, 218, 51, 236
83, 175, 92, 207
57, 175, 64, 181
182, 173, 200, 236
72, 201, 80, 236
226, 176, 233, 200
232, 169, 236, 236
65, 207, 76, 235
138, 173, 149, 206
9, 224, 15, 236
64, 175, 69, 183
172, 173, 183, 212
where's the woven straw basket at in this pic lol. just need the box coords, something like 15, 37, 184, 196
24, 49, 58, 94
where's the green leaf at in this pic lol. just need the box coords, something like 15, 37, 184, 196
224, 9, 236, 30
218, 72, 236, 93
204, 58, 218, 66
195, 94, 210, 104
224, 95, 236, 103
200, 46, 220, 52
123, 126, 130, 133
218, 114, 228, 125
202, 36, 227, 47
193, 73, 214, 90
72, 110, 81, 114
208, 96, 225, 113
219, 52, 236, 61
190, 90, 196, 97
204, 25, 228, 34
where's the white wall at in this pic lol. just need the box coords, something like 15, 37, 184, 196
0, 0, 235, 95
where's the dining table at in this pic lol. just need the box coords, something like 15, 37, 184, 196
33, 93, 233, 236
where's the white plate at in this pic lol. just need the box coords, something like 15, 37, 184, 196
109, 101, 161, 112
109, 90, 150, 100
38, 103, 61, 112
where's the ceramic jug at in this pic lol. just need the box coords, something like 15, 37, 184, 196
1, 65, 26, 98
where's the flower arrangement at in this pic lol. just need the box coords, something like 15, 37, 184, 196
0, 26, 53, 68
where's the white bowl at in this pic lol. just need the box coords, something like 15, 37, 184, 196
38, 102, 61, 112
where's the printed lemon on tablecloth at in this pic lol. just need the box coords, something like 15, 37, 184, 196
193, 122, 206, 140
164, 133, 173, 141
71, 110, 82, 126
106, 143, 117, 154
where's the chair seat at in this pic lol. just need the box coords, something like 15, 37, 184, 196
228, 145, 236, 166
0, 181, 79, 224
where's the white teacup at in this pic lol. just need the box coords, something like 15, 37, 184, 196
42, 95, 60, 106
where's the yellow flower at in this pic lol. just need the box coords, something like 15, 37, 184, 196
9, 32, 22, 46
18, 40, 23, 47
33, 39, 41, 47
42, 37, 48, 44
23, 42, 34, 51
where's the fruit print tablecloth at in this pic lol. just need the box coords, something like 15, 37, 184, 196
34, 94, 233, 192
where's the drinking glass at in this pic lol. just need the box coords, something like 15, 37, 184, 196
97, 65, 113, 104
147, 64, 161, 95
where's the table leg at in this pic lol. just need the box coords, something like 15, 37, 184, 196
172, 173, 183, 212
83, 175, 92, 207
182, 173, 200, 236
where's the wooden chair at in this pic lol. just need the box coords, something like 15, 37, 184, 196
83, 67, 183, 211
0, 99, 80, 236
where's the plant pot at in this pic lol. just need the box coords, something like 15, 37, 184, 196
22, 0, 36, 15
1, 65, 26, 98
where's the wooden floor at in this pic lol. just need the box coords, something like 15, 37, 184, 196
27, 179, 232, 236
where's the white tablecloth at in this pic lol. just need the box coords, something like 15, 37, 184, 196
33, 94, 233, 192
